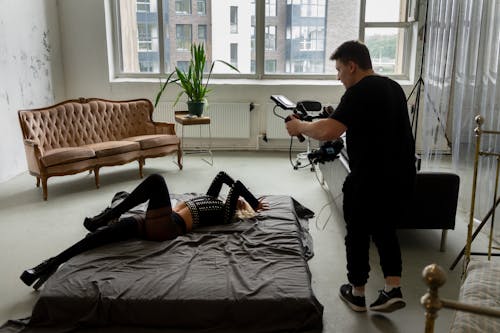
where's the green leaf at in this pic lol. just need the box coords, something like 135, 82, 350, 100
155, 42, 240, 105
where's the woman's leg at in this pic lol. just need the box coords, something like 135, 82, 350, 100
205, 171, 235, 197
222, 180, 259, 224
21, 218, 139, 290
84, 174, 172, 231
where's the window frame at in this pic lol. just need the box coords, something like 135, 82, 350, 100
110, 0, 418, 81
359, 0, 414, 80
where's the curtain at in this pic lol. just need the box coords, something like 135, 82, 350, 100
421, 0, 500, 242
420, 0, 459, 164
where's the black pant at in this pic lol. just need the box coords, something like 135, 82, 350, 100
342, 181, 404, 287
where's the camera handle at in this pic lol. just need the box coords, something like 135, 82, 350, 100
284, 115, 305, 142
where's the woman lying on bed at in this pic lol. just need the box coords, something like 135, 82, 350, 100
20, 171, 268, 290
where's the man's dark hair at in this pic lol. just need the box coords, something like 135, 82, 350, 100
330, 40, 373, 70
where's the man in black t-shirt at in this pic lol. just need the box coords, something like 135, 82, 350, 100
286, 40, 415, 313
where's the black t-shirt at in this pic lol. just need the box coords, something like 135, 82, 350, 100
330, 75, 416, 195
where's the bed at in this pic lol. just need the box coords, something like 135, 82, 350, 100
1, 194, 323, 333
421, 260, 500, 333
421, 116, 500, 332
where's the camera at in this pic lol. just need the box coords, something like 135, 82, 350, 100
307, 139, 344, 164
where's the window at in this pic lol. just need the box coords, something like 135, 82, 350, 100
266, 0, 277, 16
265, 59, 277, 72
198, 25, 207, 44
140, 60, 154, 72
230, 6, 238, 34
176, 60, 189, 72
299, 0, 325, 17
265, 26, 276, 51
111, 0, 416, 79
362, 0, 410, 75
175, 0, 191, 14
137, 0, 150, 12
176, 24, 192, 50
251, 25, 255, 51
197, 0, 206, 15
293, 26, 324, 51
230, 43, 238, 67
138, 23, 153, 50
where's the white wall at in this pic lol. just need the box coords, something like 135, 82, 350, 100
0, 0, 65, 182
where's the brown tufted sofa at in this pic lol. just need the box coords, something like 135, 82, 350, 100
18, 97, 182, 200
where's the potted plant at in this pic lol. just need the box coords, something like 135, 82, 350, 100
154, 43, 239, 117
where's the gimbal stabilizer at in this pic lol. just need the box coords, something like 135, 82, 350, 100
270, 95, 329, 142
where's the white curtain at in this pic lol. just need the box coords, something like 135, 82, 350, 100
421, 0, 500, 241
420, 0, 460, 163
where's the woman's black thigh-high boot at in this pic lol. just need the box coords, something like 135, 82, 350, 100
21, 218, 139, 290
84, 174, 171, 232
206, 171, 235, 197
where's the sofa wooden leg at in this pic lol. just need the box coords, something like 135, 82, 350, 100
36, 177, 40, 187
41, 177, 48, 201
177, 149, 183, 170
94, 168, 100, 189
138, 160, 144, 178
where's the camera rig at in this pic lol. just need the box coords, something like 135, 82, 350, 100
270, 95, 344, 167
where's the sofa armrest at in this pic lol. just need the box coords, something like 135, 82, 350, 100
23, 139, 44, 174
152, 121, 176, 135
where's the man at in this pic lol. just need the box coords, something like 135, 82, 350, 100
286, 40, 416, 313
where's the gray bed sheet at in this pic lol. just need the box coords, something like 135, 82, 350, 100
2, 195, 323, 333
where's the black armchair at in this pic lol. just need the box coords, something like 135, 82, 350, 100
399, 172, 460, 251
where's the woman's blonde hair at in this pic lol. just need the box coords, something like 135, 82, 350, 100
235, 199, 256, 219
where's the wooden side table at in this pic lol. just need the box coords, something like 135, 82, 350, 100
174, 111, 213, 165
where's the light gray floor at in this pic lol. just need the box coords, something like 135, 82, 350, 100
0, 151, 490, 332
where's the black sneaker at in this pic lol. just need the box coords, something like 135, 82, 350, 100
369, 287, 406, 313
339, 284, 367, 312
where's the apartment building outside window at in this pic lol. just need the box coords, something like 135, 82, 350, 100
112, 0, 416, 79
230, 6, 238, 34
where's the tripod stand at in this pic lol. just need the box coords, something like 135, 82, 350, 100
407, 0, 429, 142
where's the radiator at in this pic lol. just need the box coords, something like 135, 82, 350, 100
265, 103, 290, 139
153, 102, 250, 139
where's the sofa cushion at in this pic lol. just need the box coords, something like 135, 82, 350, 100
123, 134, 180, 150
41, 147, 96, 167
85, 141, 141, 158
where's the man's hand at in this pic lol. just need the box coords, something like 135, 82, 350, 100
285, 114, 302, 136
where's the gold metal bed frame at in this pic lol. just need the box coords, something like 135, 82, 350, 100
421, 263, 500, 333
421, 115, 500, 332
450, 115, 500, 273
